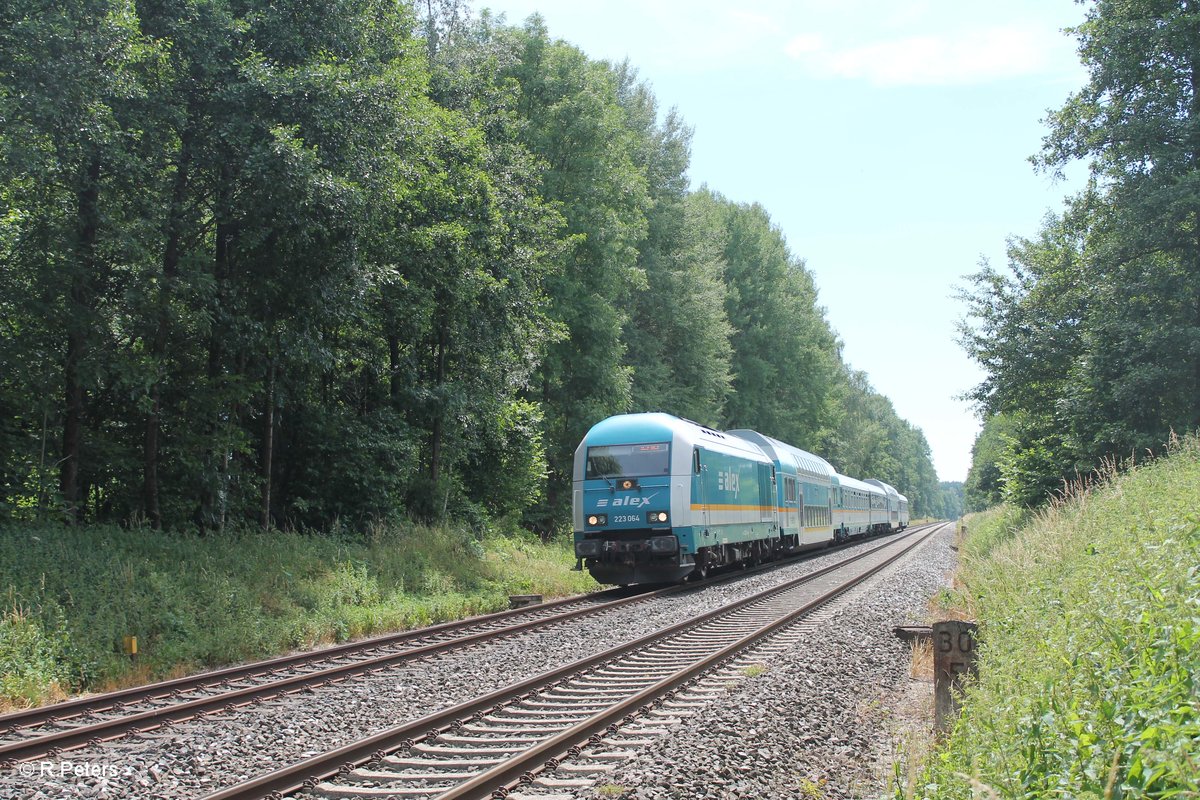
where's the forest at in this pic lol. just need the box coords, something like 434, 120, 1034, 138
0, 0, 947, 536
961, 0, 1200, 511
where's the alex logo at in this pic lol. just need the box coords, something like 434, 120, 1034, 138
596, 492, 659, 508
718, 469, 740, 493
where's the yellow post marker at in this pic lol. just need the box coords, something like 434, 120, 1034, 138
123, 635, 138, 656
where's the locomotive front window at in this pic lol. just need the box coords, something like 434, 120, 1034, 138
586, 442, 670, 479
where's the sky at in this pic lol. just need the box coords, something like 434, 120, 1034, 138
476, 0, 1093, 482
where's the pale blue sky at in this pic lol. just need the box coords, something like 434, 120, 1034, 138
478, 0, 1091, 481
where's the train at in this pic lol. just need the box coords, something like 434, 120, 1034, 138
571, 412, 909, 585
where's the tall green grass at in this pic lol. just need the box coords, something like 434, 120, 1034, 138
0, 522, 597, 709
911, 437, 1200, 798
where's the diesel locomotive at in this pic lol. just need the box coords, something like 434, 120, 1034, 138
572, 412, 908, 585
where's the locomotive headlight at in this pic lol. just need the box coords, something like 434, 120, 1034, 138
586, 514, 607, 527
647, 511, 669, 524
648, 535, 677, 553
575, 539, 602, 557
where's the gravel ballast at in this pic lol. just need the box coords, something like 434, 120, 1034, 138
0, 527, 953, 799
557, 525, 956, 800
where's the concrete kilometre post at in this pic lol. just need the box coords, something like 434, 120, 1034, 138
933, 619, 978, 734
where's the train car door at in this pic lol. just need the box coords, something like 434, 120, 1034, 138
692, 447, 708, 530
760, 464, 776, 524
783, 476, 799, 533
797, 483, 807, 533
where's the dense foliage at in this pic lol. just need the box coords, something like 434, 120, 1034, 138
927, 481, 964, 521
961, 0, 1200, 508
0, 0, 938, 533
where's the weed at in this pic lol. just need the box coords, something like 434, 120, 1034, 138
909, 640, 933, 681
796, 776, 826, 798
0, 605, 73, 710
0, 520, 598, 706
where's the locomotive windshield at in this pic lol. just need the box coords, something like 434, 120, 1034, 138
586, 442, 670, 479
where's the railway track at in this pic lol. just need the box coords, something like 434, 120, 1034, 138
0, 526, 921, 766
201, 522, 946, 800
0, 585, 658, 764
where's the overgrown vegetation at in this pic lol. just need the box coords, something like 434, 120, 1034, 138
948, 7, 1200, 788
0, 521, 597, 710
909, 435, 1200, 798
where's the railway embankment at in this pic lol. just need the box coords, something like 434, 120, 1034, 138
911, 434, 1200, 798
0, 523, 597, 711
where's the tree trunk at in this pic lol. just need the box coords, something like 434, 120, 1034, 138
62, 328, 85, 522
198, 167, 235, 531
260, 360, 276, 529
429, 311, 448, 485
1190, 35, 1200, 427
388, 333, 401, 407
143, 128, 192, 529
62, 156, 101, 523
142, 389, 163, 527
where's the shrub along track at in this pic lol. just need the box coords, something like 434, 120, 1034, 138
199, 523, 945, 800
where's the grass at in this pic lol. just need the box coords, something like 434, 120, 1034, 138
905, 435, 1200, 799
0, 520, 598, 710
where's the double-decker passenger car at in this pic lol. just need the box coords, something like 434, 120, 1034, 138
727, 429, 835, 551
865, 479, 909, 532
833, 473, 885, 539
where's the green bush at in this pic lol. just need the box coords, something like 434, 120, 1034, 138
960, 503, 1030, 562
0, 603, 81, 708
0, 520, 597, 706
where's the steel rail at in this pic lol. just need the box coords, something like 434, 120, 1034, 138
0, 588, 626, 733
444, 522, 947, 800
0, 590, 678, 762
198, 523, 944, 800
0, 521, 935, 766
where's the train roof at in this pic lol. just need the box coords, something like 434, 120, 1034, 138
581, 413, 768, 460
864, 479, 901, 500
836, 473, 884, 494
726, 429, 835, 482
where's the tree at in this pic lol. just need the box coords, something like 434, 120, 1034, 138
1035, 1, 1200, 457
931, 482, 965, 520
616, 67, 734, 427
963, 413, 1018, 511
403, 4, 568, 525
0, 0, 158, 521
497, 20, 652, 532
0, 0, 941, 536
717, 193, 840, 448
962, 2, 1200, 505
625, 188, 734, 425
957, 215, 1089, 505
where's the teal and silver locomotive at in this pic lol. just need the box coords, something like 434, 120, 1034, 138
572, 412, 908, 585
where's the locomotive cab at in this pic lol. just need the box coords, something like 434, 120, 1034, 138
572, 413, 775, 585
